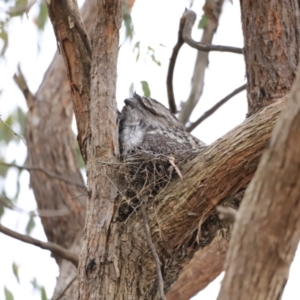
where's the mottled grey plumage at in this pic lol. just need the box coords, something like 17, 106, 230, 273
119, 93, 205, 160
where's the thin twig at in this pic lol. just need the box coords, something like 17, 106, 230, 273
166, 13, 186, 114
0, 196, 69, 217
0, 116, 27, 146
53, 276, 77, 300
0, 161, 86, 188
141, 205, 165, 300
0, 223, 79, 267
186, 83, 246, 132
13, 64, 35, 108
182, 10, 243, 54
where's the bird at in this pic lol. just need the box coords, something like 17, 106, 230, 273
118, 93, 206, 218
119, 93, 205, 160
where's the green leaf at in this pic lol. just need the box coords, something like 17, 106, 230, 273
123, 13, 134, 41
17, 107, 26, 136
74, 143, 85, 169
4, 286, 14, 300
0, 27, 9, 56
0, 118, 14, 143
0, 163, 9, 177
8, 0, 27, 17
12, 262, 20, 283
147, 46, 161, 66
40, 287, 47, 300
30, 277, 38, 289
0, 203, 4, 219
26, 216, 35, 235
140, 81, 151, 97
198, 15, 208, 29
36, 1, 48, 31
133, 41, 140, 62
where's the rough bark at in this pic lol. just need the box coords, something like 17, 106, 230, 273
74, 1, 123, 299
46, 0, 92, 162
217, 70, 300, 299
240, 0, 300, 116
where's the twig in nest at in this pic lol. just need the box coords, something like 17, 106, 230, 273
216, 206, 237, 224
186, 83, 247, 132
168, 156, 183, 179
141, 204, 166, 300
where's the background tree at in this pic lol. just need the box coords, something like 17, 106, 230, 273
1, 0, 299, 299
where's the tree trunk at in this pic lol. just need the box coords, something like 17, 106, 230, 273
217, 65, 300, 300
240, 0, 300, 116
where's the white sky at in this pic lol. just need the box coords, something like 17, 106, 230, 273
0, 0, 299, 299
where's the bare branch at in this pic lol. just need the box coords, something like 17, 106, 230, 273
0, 196, 70, 218
0, 161, 86, 188
178, 1, 233, 125
141, 204, 165, 300
182, 10, 243, 54
13, 64, 34, 108
186, 83, 246, 132
166, 13, 185, 114
0, 223, 79, 267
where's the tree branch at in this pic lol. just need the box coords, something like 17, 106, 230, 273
166, 11, 185, 114
166, 237, 228, 300
0, 196, 70, 218
0, 161, 86, 188
46, 0, 91, 162
186, 83, 246, 132
0, 223, 79, 267
182, 10, 243, 54
217, 48, 300, 300
178, 1, 230, 125
13, 64, 34, 109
